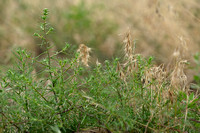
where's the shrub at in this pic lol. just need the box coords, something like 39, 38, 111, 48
0, 9, 199, 133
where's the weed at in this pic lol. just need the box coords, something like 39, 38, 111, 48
0, 9, 199, 133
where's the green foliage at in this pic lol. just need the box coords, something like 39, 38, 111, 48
191, 52, 200, 90
0, 9, 199, 133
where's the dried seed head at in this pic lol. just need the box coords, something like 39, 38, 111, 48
171, 60, 188, 91
116, 62, 126, 82
123, 30, 134, 61
117, 61, 121, 72
125, 59, 138, 76
120, 71, 126, 82
142, 64, 167, 89
133, 59, 138, 70
77, 44, 91, 67
127, 65, 132, 74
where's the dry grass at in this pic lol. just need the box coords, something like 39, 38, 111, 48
1, 1, 199, 55
115, 29, 193, 111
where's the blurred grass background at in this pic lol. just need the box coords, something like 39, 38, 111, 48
0, 0, 200, 71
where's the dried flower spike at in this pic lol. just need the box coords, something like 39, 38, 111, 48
77, 44, 91, 67
123, 30, 134, 62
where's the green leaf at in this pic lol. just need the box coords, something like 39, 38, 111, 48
41, 16, 47, 20
51, 125, 61, 133
189, 92, 194, 101
194, 75, 200, 82
43, 8, 49, 15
